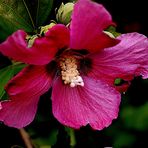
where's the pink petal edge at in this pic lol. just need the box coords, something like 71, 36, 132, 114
0, 25, 70, 65
52, 76, 120, 130
70, 0, 119, 52
0, 65, 53, 128
88, 32, 148, 89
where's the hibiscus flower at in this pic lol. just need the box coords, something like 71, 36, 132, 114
0, 0, 148, 130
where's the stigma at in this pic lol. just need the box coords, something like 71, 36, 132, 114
59, 56, 84, 87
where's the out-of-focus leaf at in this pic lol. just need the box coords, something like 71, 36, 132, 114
121, 103, 148, 130
113, 132, 136, 148
0, 27, 10, 42
32, 129, 58, 147
40, 146, 51, 148
0, 63, 26, 100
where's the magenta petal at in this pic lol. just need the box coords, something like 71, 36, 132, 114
45, 24, 70, 49
0, 94, 40, 128
6, 65, 53, 95
52, 76, 120, 130
0, 30, 55, 65
70, 0, 119, 53
0, 103, 2, 110
0, 65, 52, 128
88, 32, 148, 88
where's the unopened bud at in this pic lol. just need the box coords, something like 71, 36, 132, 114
56, 2, 74, 25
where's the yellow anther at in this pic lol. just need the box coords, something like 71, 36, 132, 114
59, 56, 84, 87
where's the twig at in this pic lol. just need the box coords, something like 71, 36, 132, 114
19, 128, 33, 148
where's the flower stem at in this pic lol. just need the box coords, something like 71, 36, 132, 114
19, 128, 33, 148
69, 128, 76, 147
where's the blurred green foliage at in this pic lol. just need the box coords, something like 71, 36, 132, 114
121, 102, 148, 131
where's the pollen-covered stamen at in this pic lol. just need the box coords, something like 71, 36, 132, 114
59, 57, 84, 87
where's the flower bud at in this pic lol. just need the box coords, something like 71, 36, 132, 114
56, 2, 74, 25
26, 22, 56, 48
40, 22, 56, 34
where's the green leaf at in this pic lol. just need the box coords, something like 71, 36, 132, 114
113, 132, 136, 148
32, 129, 58, 147
0, 0, 53, 41
13, 63, 26, 75
121, 103, 148, 131
35, 0, 53, 27
0, 27, 10, 42
0, 0, 35, 35
0, 63, 26, 100
0, 90, 8, 101
0, 65, 14, 99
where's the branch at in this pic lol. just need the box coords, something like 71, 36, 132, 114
19, 128, 33, 148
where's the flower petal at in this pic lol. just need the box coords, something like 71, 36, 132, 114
70, 0, 119, 53
0, 103, 2, 110
52, 76, 120, 130
45, 24, 70, 49
0, 94, 40, 128
88, 33, 148, 87
0, 65, 53, 128
0, 25, 70, 65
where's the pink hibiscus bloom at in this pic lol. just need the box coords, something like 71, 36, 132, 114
0, 0, 148, 130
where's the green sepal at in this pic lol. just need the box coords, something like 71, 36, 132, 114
106, 26, 121, 37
